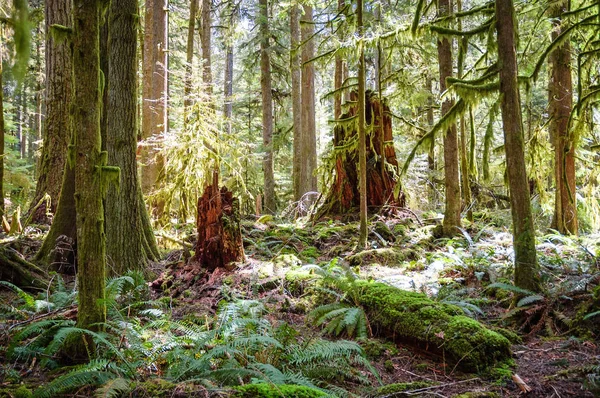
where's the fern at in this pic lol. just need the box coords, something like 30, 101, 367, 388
517, 295, 545, 307
485, 282, 537, 296
0, 280, 36, 309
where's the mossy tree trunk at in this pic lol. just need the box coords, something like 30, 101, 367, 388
316, 92, 405, 219
437, 0, 461, 237
357, 0, 368, 248
105, 0, 159, 275
549, 0, 578, 236
200, 0, 212, 96
0, 28, 4, 218
496, 0, 540, 292
290, 2, 302, 201
259, 0, 276, 214
26, 0, 72, 224
194, 171, 244, 271
0, 245, 47, 289
184, 0, 198, 114
72, 0, 106, 330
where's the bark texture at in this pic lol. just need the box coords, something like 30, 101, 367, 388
27, 0, 72, 223
141, 0, 168, 198
259, 0, 276, 213
72, 0, 107, 330
357, 0, 368, 248
290, 3, 302, 201
184, 0, 198, 112
0, 245, 48, 289
496, 0, 540, 292
316, 91, 405, 219
194, 172, 244, 271
105, 0, 159, 275
0, 29, 4, 218
299, 5, 318, 200
437, 0, 461, 236
549, 1, 577, 235
200, 0, 212, 95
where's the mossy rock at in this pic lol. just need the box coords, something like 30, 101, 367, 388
284, 269, 318, 296
232, 384, 327, 397
273, 254, 302, 269
0, 386, 32, 398
299, 246, 320, 261
352, 281, 512, 372
347, 248, 409, 267
376, 381, 434, 396
373, 221, 395, 242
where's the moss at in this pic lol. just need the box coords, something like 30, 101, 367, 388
361, 338, 398, 359
376, 381, 433, 395
232, 384, 327, 397
273, 254, 302, 269
285, 269, 318, 296
132, 379, 181, 397
384, 359, 395, 371
347, 247, 409, 267
374, 221, 395, 242
299, 246, 320, 261
492, 327, 522, 344
352, 281, 512, 372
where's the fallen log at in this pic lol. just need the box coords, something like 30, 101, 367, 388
0, 245, 48, 290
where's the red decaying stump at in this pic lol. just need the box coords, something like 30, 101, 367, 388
194, 173, 245, 271
316, 91, 405, 218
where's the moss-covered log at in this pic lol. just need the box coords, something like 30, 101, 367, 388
315, 91, 405, 219
0, 245, 48, 289
233, 384, 327, 397
353, 281, 512, 372
193, 173, 245, 271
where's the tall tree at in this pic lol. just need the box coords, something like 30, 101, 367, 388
223, 0, 234, 134
299, 4, 317, 199
437, 0, 461, 236
258, 0, 276, 213
184, 0, 198, 113
549, 0, 577, 235
333, 0, 345, 120
72, 0, 106, 333
290, 2, 302, 200
496, 0, 540, 292
105, 0, 159, 275
0, 27, 4, 218
200, 0, 212, 96
27, 0, 72, 223
357, 0, 367, 248
141, 0, 168, 199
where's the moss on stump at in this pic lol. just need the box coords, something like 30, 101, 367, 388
353, 281, 512, 372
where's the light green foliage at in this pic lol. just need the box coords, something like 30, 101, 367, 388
233, 384, 327, 397
376, 381, 433, 396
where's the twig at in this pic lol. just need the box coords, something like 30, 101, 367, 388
8, 305, 77, 331
379, 377, 479, 398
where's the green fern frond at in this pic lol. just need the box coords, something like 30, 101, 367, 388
0, 280, 36, 309
486, 282, 537, 296
94, 377, 131, 398
583, 311, 600, 320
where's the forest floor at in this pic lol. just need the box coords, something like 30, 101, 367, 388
1, 210, 599, 397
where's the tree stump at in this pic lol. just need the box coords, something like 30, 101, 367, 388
194, 173, 245, 271
315, 91, 405, 218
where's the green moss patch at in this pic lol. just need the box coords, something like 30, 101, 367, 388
347, 248, 412, 267
352, 281, 512, 372
376, 381, 434, 396
232, 384, 327, 397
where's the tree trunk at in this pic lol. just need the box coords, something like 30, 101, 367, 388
200, 0, 212, 96
549, 1, 577, 235
193, 171, 244, 271
437, 0, 461, 236
333, 0, 344, 119
72, 0, 107, 331
223, 2, 234, 135
19, 82, 27, 159
184, 0, 198, 113
105, 0, 158, 275
259, 0, 276, 214
290, 2, 302, 201
357, 0, 368, 248
141, 0, 168, 202
27, 0, 72, 224
496, 0, 540, 292
426, 75, 436, 205
299, 5, 318, 201
0, 245, 47, 290
316, 92, 405, 219
0, 28, 5, 218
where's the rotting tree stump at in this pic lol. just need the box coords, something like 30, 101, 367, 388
315, 91, 405, 219
193, 173, 245, 271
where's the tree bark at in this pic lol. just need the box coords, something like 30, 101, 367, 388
426, 75, 436, 204
290, 2, 302, 201
193, 171, 244, 271
200, 0, 212, 96
549, 0, 577, 235
0, 245, 48, 290
357, 0, 368, 248
437, 0, 461, 236
184, 0, 198, 113
333, 0, 344, 119
0, 28, 5, 218
259, 0, 276, 214
223, 1, 234, 135
27, 0, 72, 223
72, 0, 107, 330
299, 5, 318, 200
105, 0, 158, 275
141, 0, 168, 201
496, 0, 540, 292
